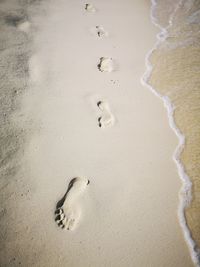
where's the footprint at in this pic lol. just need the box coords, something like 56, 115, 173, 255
85, 3, 96, 12
55, 177, 90, 230
55, 205, 81, 230
95, 26, 108, 38
98, 113, 115, 128
97, 101, 115, 128
97, 57, 114, 72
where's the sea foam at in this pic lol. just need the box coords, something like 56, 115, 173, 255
141, 0, 200, 266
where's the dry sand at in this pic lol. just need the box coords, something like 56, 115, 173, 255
0, 0, 194, 266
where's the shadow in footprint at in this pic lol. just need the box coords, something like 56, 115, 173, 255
55, 178, 77, 210
98, 116, 102, 127
5, 15, 26, 27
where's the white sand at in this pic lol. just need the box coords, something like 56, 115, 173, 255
7, 0, 193, 266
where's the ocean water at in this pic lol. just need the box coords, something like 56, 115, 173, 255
144, 0, 200, 265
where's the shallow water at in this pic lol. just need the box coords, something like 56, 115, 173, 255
147, 0, 200, 265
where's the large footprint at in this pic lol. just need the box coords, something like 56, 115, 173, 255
55, 177, 90, 230
97, 101, 115, 128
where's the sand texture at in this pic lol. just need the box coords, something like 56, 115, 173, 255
0, 0, 195, 266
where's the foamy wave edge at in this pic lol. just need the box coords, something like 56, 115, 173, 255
141, 0, 200, 266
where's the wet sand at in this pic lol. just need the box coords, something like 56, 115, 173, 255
149, 1, 200, 264
0, 0, 194, 266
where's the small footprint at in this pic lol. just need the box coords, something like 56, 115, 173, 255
97, 101, 115, 128
95, 26, 108, 38
55, 177, 90, 230
97, 57, 114, 72
85, 3, 96, 12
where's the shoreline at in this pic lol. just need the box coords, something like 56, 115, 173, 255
0, 0, 195, 266
144, 1, 200, 266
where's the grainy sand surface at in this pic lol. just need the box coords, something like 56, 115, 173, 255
0, 0, 194, 266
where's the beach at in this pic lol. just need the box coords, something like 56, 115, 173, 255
149, 0, 200, 264
0, 0, 197, 266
